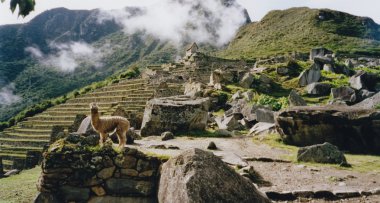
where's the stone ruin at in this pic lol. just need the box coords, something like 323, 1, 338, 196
35, 136, 163, 203
35, 135, 270, 203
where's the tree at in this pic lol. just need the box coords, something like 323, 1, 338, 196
1, 0, 35, 17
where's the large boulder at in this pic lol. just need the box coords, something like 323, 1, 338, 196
275, 106, 380, 154
76, 116, 98, 135
141, 96, 210, 136
306, 82, 332, 96
331, 86, 356, 103
288, 90, 307, 106
209, 69, 235, 89
297, 142, 348, 165
239, 73, 254, 88
357, 89, 376, 101
323, 64, 334, 72
184, 82, 205, 98
309, 47, 333, 60
353, 92, 380, 109
314, 55, 334, 65
298, 64, 321, 87
215, 113, 244, 131
256, 108, 274, 123
349, 71, 378, 91
158, 148, 271, 203
249, 122, 276, 136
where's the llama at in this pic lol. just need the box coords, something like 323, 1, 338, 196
90, 103, 130, 148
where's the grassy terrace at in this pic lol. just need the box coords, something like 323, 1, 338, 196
0, 167, 40, 203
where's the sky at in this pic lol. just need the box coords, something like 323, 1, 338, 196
0, 0, 380, 25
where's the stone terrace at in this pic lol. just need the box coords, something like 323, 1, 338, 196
0, 78, 182, 172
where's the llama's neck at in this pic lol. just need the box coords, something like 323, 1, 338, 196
91, 111, 100, 128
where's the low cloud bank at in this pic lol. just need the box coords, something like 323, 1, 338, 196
0, 83, 21, 106
98, 0, 249, 46
26, 41, 104, 72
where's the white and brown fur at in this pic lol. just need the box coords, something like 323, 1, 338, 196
90, 103, 130, 148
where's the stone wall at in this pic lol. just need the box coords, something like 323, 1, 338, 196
35, 135, 163, 203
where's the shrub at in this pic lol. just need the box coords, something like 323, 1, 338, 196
254, 94, 288, 111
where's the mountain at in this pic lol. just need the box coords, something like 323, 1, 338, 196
0, 0, 250, 122
220, 7, 380, 59
0, 7, 175, 122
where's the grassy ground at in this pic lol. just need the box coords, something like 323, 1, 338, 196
254, 134, 380, 173
0, 167, 41, 203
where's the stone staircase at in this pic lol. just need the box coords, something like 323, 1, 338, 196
0, 78, 170, 172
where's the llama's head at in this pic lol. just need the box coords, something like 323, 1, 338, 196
90, 102, 99, 114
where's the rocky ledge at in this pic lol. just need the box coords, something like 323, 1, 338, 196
275, 106, 380, 154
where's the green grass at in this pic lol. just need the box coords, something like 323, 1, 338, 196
144, 152, 171, 161
302, 95, 330, 105
212, 109, 225, 117
254, 133, 380, 173
225, 84, 247, 94
321, 70, 349, 87
355, 66, 380, 76
0, 167, 41, 203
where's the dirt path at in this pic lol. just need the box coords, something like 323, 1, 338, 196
132, 136, 380, 202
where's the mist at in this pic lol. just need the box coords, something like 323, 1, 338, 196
98, 0, 249, 46
25, 41, 104, 72
0, 83, 21, 106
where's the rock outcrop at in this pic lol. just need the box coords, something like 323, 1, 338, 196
306, 82, 332, 96
239, 73, 254, 88
310, 47, 333, 61
288, 90, 307, 106
141, 96, 210, 136
349, 71, 377, 90
215, 113, 244, 131
249, 122, 276, 136
353, 92, 380, 109
275, 106, 380, 154
256, 108, 275, 123
297, 142, 348, 165
298, 64, 321, 87
331, 86, 356, 103
158, 148, 271, 203
161, 131, 174, 141
35, 136, 163, 203
184, 82, 205, 98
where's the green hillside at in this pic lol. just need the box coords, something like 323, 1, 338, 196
220, 7, 380, 59
0, 8, 178, 122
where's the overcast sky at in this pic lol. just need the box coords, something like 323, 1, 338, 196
0, 0, 379, 25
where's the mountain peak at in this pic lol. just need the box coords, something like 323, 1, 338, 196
221, 7, 380, 59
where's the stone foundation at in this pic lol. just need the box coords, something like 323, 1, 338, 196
35, 136, 163, 203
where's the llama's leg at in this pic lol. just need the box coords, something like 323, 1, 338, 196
116, 129, 126, 148
99, 132, 107, 146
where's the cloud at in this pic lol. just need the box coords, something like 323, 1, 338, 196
0, 83, 21, 106
26, 41, 104, 72
98, 0, 249, 46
